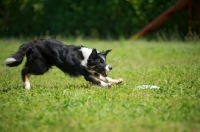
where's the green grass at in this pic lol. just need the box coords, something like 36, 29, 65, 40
0, 39, 200, 132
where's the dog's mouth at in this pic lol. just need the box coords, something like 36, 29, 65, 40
100, 71, 107, 77
88, 67, 107, 77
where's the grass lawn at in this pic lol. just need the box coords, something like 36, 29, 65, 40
0, 39, 200, 132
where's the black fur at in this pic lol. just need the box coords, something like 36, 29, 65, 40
5, 39, 113, 88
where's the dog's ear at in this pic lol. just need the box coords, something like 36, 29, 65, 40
89, 48, 98, 60
102, 49, 112, 57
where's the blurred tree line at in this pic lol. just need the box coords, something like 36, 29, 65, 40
0, 0, 199, 39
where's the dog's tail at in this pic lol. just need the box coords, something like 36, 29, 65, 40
4, 43, 30, 67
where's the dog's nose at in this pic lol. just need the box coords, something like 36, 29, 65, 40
109, 66, 112, 70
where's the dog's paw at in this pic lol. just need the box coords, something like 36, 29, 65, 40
24, 82, 31, 90
108, 83, 113, 88
117, 78, 123, 84
100, 81, 112, 88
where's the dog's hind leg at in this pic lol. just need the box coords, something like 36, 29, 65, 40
21, 61, 50, 89
21, 68, 32, 90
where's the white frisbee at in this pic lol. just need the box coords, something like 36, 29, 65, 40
137, 85, 160, 89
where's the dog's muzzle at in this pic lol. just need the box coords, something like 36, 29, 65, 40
105, 65, 112, 72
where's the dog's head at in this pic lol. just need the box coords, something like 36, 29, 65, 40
87, 49, 112, 77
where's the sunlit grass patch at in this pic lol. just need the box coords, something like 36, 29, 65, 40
0, 39, 200, 132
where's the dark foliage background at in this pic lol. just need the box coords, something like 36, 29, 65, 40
0, 0, 199, 39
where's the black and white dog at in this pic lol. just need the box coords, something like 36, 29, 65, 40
4, 39, 123, 89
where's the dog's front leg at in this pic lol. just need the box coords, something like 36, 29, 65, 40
77, 66, 111, 88
98, 74, 123, 84
105, 76, 123, 84
84, 75, 112, 88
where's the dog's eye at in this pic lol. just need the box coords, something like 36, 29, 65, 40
100, 59, 104, 63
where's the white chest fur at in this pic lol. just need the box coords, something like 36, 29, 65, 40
80, 47, 93, 67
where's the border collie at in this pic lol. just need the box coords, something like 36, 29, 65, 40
4, 39, 123, 89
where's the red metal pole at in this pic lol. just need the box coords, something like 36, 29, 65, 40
131, 0, 189, 39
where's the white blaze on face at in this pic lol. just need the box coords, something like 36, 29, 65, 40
99, 55, 106, 62
80, 47, 93, 67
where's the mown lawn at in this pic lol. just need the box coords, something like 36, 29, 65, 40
0, 39, 200, 132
